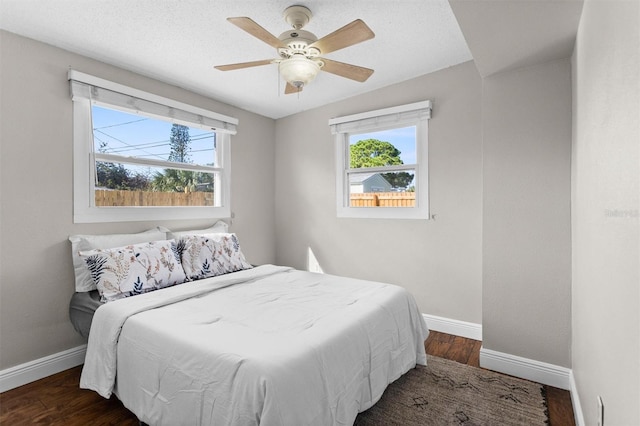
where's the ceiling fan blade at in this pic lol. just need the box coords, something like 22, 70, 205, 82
320, 58, 374, 82
285, 82, 303, 95
309, 19, 374, 55
215, 59, 274, 71
227, 17, 284, 49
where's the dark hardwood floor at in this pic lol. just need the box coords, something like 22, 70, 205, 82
425, 331, 575, 426
0, 331, 575, 425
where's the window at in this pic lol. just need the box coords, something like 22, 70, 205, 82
329, 101, 431, 219
69, 70, 238, 223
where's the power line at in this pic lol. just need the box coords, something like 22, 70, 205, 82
100, 134, 214, 155
93, 117, 148, 130
105, 133, 214, 152
94, 129, 166, 161
134, 147, 216, 160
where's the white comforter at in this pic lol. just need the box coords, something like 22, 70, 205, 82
81, 265, 428, 426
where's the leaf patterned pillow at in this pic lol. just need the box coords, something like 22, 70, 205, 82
79, 239, 186, 302
180, 233, 252, 280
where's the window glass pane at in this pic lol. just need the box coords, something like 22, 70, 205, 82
348, 170, 416, 208
92, 105, 216, 167
348, 126, 416, 169
95, 161, 216, 207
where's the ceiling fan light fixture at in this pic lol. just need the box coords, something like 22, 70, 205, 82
279, 56, 321, 88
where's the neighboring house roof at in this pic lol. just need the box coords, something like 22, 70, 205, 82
349, 172, 390, 185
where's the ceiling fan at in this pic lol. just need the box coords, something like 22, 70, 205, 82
215, 5, 375, 94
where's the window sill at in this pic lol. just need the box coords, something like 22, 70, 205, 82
336, 205, 430, 220
74, 205, 231, 224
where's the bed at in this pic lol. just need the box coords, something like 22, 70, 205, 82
70, 227, 428, 426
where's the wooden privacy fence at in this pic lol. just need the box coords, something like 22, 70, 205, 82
95, 189, 213, 207
95, 190, 413, 208
350, 192, 415, 207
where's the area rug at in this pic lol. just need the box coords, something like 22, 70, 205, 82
354, 355, 549, 425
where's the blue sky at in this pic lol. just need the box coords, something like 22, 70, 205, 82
93, 105, 415, 174
92, 105, 216, 167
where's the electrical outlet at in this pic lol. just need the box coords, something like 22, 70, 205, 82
597, 396, 604, 426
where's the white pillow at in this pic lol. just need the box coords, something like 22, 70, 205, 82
180, 233, 252, 280
70, 228, 166, 292
167, 220, 229, 240
79, 240, 186, 302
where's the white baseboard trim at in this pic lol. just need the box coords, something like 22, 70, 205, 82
0, 345, 86, 393
422, 314, 482, 341
569, 370, 585, 426
479, 346, 571, 390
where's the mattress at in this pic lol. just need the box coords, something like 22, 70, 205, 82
80, 265, 428, 426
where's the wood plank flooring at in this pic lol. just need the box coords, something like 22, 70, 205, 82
0, 331, 575, 425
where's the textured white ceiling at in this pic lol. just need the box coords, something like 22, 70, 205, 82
0, 0, 472, 119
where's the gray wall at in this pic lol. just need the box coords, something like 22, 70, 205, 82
274, 54, 575, 370
0, 30, 276, 370
572, 0, 639, 424
482, 59, 573, 367
275, 61, 483, 324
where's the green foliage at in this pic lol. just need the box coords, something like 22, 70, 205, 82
168, 124, 191, 163
349, 139, 414, 189
96, 141, 151, 190
350, 139, 403, 168
96, 162, 150, 190
151, 169, 213, 193
382, 171, 414, 190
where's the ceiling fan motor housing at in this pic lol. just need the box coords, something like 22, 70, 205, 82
278, 29, 320, 58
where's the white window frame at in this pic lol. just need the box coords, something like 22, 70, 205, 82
69, 70, 238, 223
329, 100, 431, 220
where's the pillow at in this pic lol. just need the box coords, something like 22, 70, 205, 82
167, 220, 229, 240
79, 239, 186, 302
180, 233, 252, 280
70, 228, 167, 292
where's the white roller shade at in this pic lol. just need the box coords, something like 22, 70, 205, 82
69, 70, 238, 135
329, 100, 432, 135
